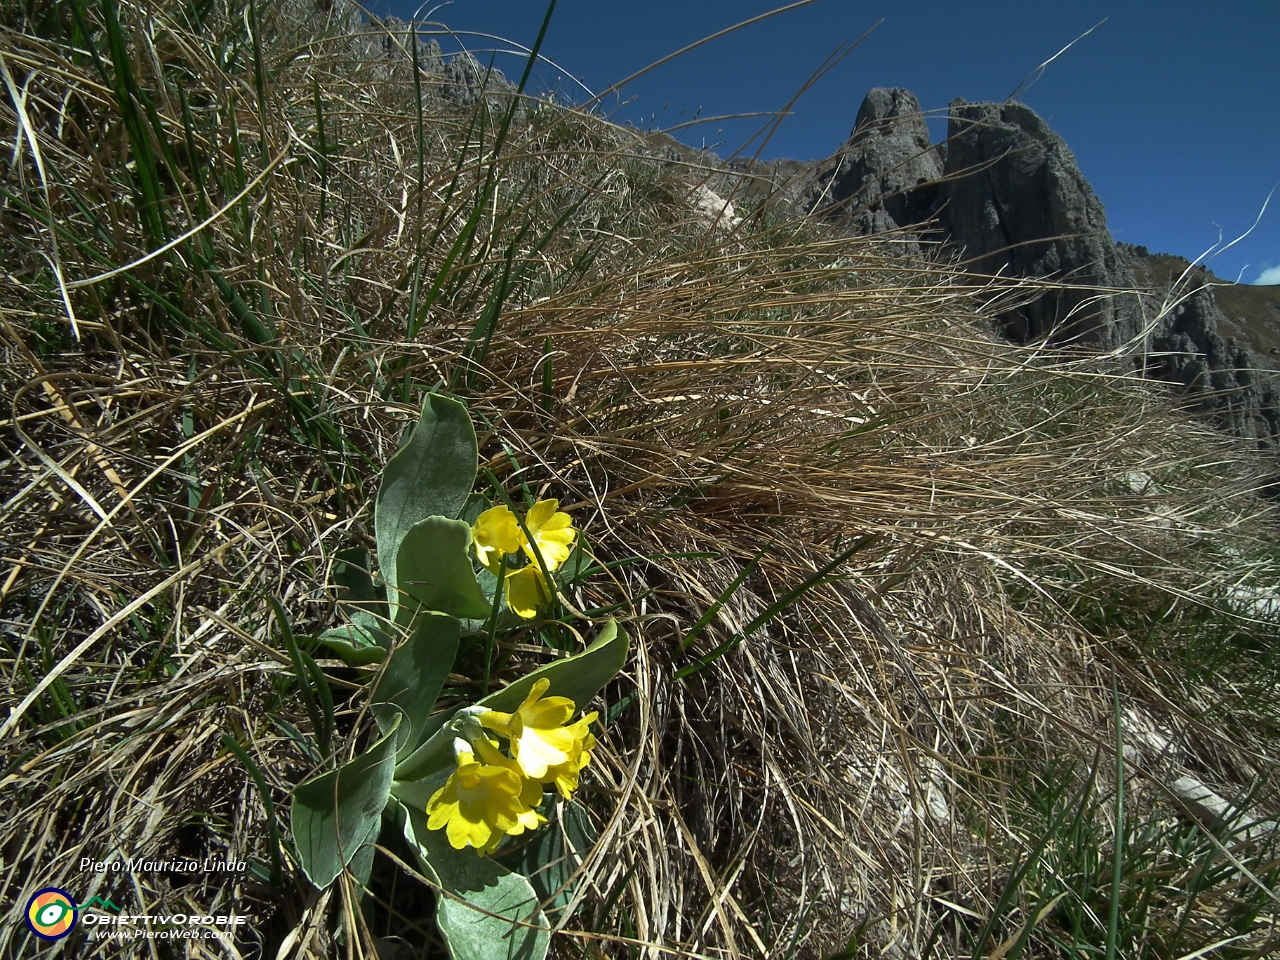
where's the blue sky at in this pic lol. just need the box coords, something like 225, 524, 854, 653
376, 1, 1280, 285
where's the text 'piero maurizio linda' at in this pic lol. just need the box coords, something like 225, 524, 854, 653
79, 858, 247, 874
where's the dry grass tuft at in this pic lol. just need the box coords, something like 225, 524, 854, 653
2, 2, 1280, 958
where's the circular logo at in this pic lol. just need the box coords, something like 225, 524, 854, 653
26, 887, 78, 941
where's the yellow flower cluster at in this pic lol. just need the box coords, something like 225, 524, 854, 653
426, 679, 598, 854
472, 500, 575, 619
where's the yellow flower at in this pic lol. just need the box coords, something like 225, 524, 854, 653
504, 564, 551, 619
541, 712, 598, 799
426, 739, 545, 854
480, 678, 594, 781
522, 500, 575, 572
471, 735, 547, 812
472, 505, 524, 574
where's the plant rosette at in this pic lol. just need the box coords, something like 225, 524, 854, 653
289, 395, 627, 960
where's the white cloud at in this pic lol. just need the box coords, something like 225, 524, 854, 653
1255, 265, 1280, 285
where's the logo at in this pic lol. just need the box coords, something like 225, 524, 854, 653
26, 887, 78, 941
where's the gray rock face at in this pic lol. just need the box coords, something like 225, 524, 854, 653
779, 90, 1280, 452
340, 14, 518, 110
938, 99, 1140, 347
807, 88, 943, 236
1116, 243, 1280, 451
428, 40, 518, 108
1143, 275, 1280, 447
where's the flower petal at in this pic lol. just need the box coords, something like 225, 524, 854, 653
505, 565, 549, 619
472, 505, 524, 573
541, 712, 598, 799
523, 500, 575, 572
426, 748, 544, 854
511, 726, 569, 779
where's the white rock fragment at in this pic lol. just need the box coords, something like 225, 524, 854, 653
1169, 775, 1278, 841
690, 184, 741, 229
1119, 470, 1156, 495
1225, 584, 1280, 620
1122, 707, 1182, 767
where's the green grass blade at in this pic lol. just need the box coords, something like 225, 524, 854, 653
270, 597, 326, 761
221, 734, 284, 886
99, 0, 167, 248
1106, 668, 1125, 960
676, 535, 879, 681
678, 544, 769, 653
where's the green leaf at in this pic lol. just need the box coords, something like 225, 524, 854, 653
478, 620, 629, 716
333, 547, 388, 633
394, 517, 491, 622
497, 800, 596, 917
349, 843, 376, 898
371, 611, 460, 755
392, 714, 463, 783
333, 546, 379, 603
436, 851, 549, 960
553, 536, 590, 587
392, 791, 550, 960
375, 394, 478, 600
318, 623, 388, 665
460, 493, 490, 526
290, 723, 399, 889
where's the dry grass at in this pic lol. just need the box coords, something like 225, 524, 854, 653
2, 2, 1280, 958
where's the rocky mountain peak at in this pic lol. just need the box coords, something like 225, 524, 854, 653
704, 88, 1280, 454
938, 98, 1142, 348
806, 88, 943, 238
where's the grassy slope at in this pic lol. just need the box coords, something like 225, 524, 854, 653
2, 2, 1280, 958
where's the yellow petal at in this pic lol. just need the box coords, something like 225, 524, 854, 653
427, 751, 544, 855
544, 762, 581, 800
426, 780, 461, 831
526, 499, 560, 530
447, 810, 490, 851
524, 696, 575, 728
521, 677, 551, 706
512, 807, 547, 834
505, 565, 549, 619
520, 774, 546, 810
477, 708, 514, 737
523, 500, 575, 572
509, 710, 585, 779
511, 726, 569, 779
472, 505, 524, 573
540, 713, 598, 798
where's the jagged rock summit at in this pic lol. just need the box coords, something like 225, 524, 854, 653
784, 89, 1142, 348
708, 86, 1280, 453
295, 2, 520, 110
807, 88, 942, 237
937, 98, 1142, 348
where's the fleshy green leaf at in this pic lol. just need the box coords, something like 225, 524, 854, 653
478, 620, 629, 715
371, 611, 460, 755
392, 713, 462, 783
460, 493, 490, 526
333, 546, 388, 631
394, 517, 491, 622
333, 546, 379, 604
290, 723, 400, 889
318, 623, 389, 665
349, 843, 376, 898
392, 791, 550, 960
375, 394, 477, 601
497, 800, 596, 917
